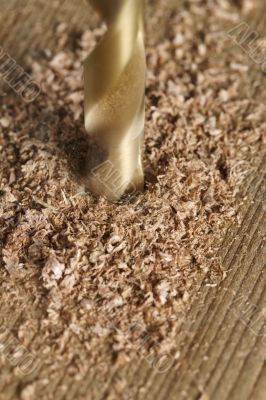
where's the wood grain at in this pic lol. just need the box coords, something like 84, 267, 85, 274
0, 1, 265, 399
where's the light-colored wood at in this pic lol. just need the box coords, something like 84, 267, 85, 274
0, 1, 265, 399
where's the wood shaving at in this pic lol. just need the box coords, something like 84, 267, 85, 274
0, 0, 265, 396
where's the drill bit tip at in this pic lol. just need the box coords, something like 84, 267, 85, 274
84, 0, 145, 201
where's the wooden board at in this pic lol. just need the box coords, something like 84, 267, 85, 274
0, 1, 265, 399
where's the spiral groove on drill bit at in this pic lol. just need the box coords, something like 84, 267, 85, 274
84, 0, 145, 201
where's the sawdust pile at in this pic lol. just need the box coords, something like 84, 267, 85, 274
0, 0, 265, 397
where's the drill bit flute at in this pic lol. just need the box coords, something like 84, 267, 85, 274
84, 0, 145, 201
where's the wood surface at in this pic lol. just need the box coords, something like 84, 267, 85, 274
0, 0, 265, 399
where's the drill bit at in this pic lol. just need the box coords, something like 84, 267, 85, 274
84, 0, 145, 202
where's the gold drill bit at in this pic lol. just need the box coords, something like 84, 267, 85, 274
84, 0, 145, 201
